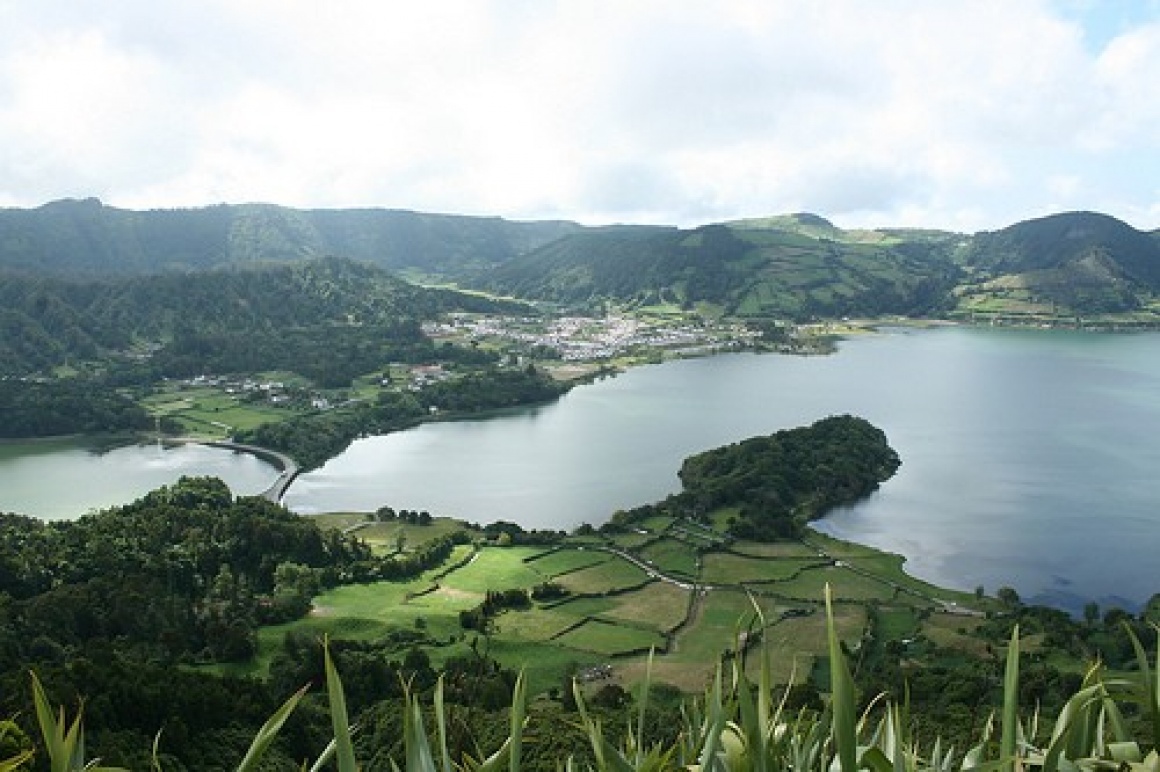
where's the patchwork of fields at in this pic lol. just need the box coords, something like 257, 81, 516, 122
247, 511, 987, 694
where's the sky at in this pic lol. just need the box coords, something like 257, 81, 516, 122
2, 1, 1159, 233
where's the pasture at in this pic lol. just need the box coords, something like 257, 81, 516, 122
245, 504, 992, 696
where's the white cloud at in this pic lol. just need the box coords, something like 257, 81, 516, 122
0, 0, 1157, 231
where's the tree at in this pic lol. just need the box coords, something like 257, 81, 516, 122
997, 586, 1021, 610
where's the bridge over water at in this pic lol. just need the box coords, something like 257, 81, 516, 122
203, 441, 300, 503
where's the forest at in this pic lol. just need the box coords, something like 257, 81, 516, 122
677, 415, 902, 540
0, 256, 529, 378
0, 379, 163, 438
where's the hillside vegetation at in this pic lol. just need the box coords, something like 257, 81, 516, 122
0, 256, 527, 378
0, 198, 580, 276
954, 211, 1160, 317
3, 203, 1160, 321
475, 219, 962, 319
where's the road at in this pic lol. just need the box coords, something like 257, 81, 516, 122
201, 440, 300, 503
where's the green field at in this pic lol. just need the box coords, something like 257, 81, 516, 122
560, 581, 691, 632
555, 557, 649, 595
637, 538, 699, 578
524, 547, 612, 578
701, 551, 823, 584
554, 618, 667, 657
238, 505, 994, 697
440, 547, 546, 591
766, 565, 899, 603
143, 386, 296, 436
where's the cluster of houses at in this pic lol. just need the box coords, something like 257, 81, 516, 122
177, 375, 331, 409
423, 313, 758, 361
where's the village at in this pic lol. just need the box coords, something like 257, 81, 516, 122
422, 311, 760, 361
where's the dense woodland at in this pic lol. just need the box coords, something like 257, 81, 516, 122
0, 379, 162, 438
0, 256, 528, 378
597, 416, 901, 541
0, 198, 580, 277
677, 415, 901, 539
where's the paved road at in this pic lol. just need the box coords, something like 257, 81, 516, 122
202, 440, 300, 503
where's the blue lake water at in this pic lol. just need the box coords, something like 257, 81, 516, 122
286, 326, 1160, 613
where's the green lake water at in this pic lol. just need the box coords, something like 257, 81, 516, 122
0, 439, 276, 519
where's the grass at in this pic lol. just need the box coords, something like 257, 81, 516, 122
765, 565, 899, 603
874, 606, 921, 641
439, 547, 546, 592
729, 539, 822, 559
345, 519, 469, 555
488, 606, 584, 642
920, 613, 994, 657
523, 547, 611, 578
232, 508, 996, 702
142, 386, 293, 435
555, 557, 649, 595
480, 638, 601, 697
593, 582, 692, 631
559, 581, 692, 632
637, 538, 699, 578
667, 589, 760, 664
605, 530, 656, 549
554, 618, 667, 657
701, 551, 824, 584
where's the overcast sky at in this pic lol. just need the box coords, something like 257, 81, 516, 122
2, 1, 1159, 232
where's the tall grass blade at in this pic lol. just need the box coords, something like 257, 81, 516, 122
1039, 683, 1102, 772
1127, 624, 1160, 747
633, 649, 655, 769
472, 672, 528, 772
736, 673, 763, 772
696, 664, 728, 772
306, 737, 338, 772
323, 639, 358, 772
508, 671, 526, 772
0, 751, 33, 772
1000, 626, 1020, 772
29, 672, 127, 772
433, 676, 452, 772
403, 691, 437, 772
826, 585, 858, 772
235, 683, 309, 772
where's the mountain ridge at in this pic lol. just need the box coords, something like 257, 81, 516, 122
2, 200, 1159, 321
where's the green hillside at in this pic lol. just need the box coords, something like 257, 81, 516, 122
953, 211, 1160, 318
0, 256, 528, 379
477, 219, 962, 319
4, 201, 1160, 323
0, 198, 582, 276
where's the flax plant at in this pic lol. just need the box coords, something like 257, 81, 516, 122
20, 589, 1160, 772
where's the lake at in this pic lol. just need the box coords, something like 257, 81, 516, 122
2, 325, 1157, 613
285, 326, 1160, 613
0, 439, 277, 520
